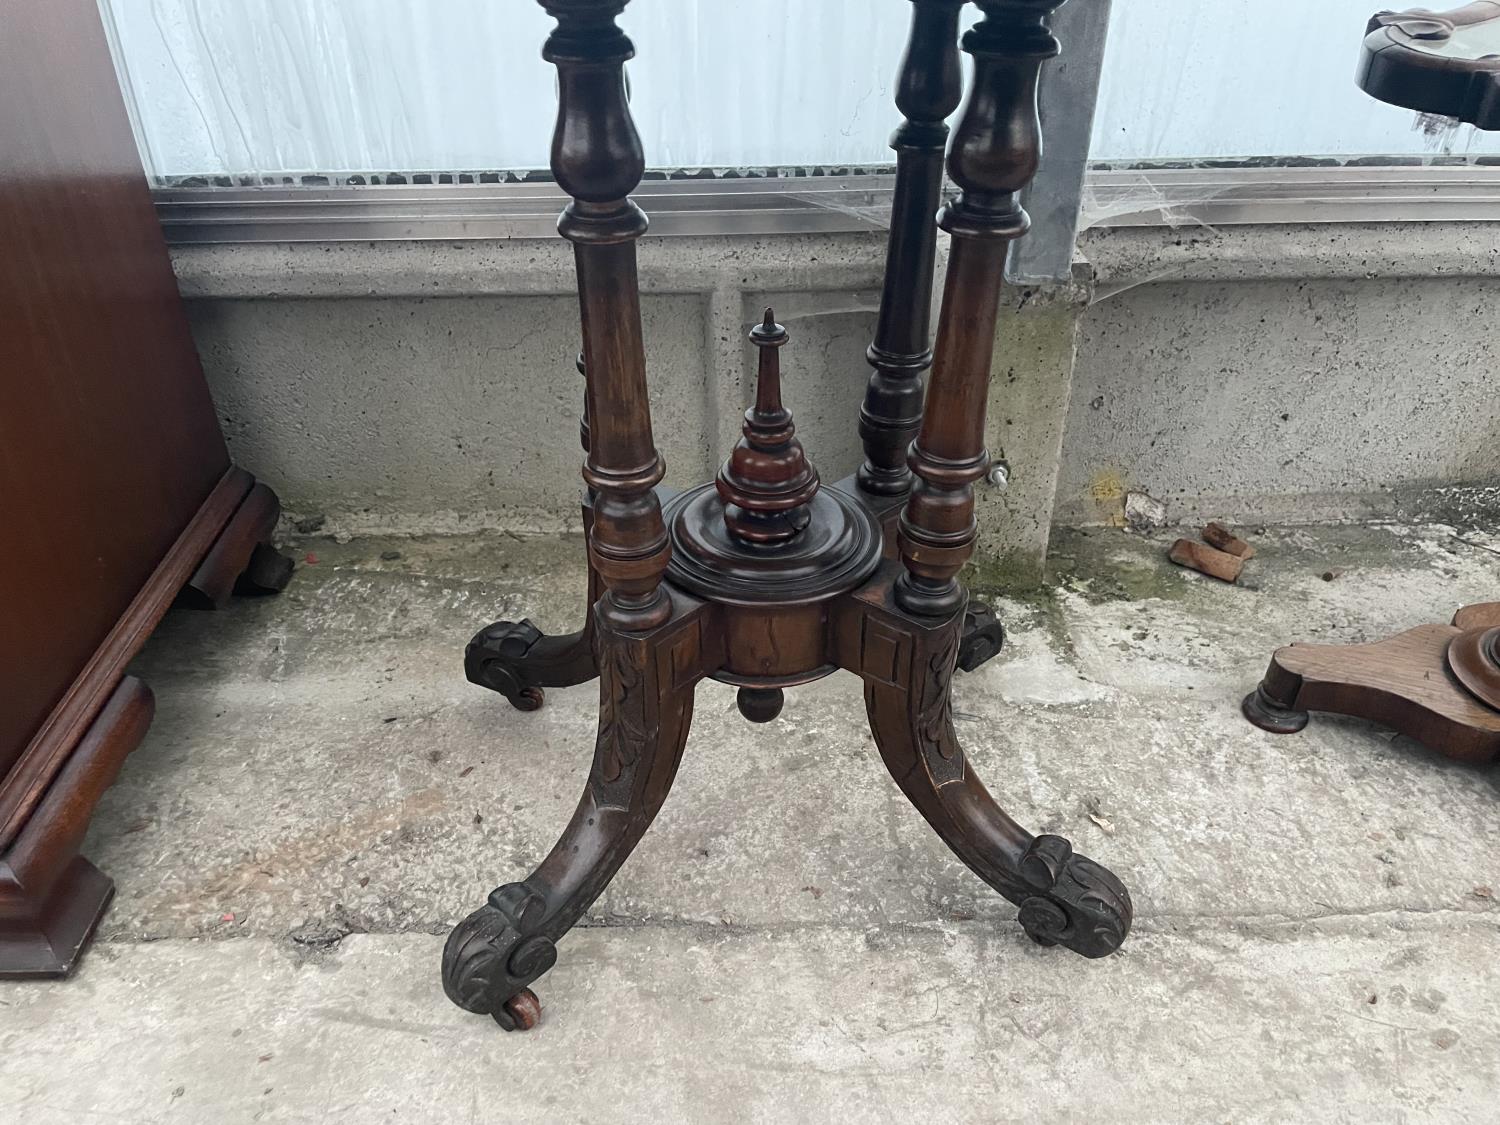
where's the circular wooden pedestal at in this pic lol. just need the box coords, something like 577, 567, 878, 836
663, 482, 882, 607
1447, 626, 1500, 711
662, 482, 882, 688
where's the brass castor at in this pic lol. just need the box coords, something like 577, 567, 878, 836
497, 987, 542, 1032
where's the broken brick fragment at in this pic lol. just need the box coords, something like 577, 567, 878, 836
1201, 521, 1256, 559
1168, 538, 1245, 583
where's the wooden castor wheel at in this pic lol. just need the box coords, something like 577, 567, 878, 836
497, 987, 542, 1032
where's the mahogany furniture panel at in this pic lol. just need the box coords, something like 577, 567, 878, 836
0, 0, 292, 976
444, 0, 1131, 1034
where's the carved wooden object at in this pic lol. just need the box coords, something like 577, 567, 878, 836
1244, 9, 1500, 765
1359, 2, 1500, 128
445, 0, 1129, 1032
717, 310, 821, 545
1244, 603, 1500, 764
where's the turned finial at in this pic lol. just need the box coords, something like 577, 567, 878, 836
715, 309, 819, 544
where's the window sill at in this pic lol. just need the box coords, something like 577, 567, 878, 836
152, 166, 1500, 245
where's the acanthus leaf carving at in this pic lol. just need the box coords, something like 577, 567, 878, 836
913, 623, 965, 787
592, 633, 655, 806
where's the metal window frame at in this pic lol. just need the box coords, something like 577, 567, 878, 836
1082, 164, 1500, 228
153, 165, 1500, 246
152, 176, 896, 244
143, 0, 1500, 262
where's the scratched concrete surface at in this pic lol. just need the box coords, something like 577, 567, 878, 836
4, 523, 1499, 1123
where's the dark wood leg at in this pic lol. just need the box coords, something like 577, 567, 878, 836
443, 592, 708, 1028
0, 677, 153, 977
896, 2, 1061, 619
837, 568, 1131, 958
465, 482, 690, 711
182, 478, 293, 609
1243, 602, 1500, 764
857, 0, 964, 498
468, 352, 607, 710
844, 478, 1007, 674
466, 497, 602, 712
959, 599, 1006, 672
464, 612, 597, 713
445, 0, 690, 1030
892, 5, 1057, 643
543, 2, 673, 638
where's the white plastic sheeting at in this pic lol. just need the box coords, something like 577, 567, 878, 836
102, 0, 912, 176
102, 0, 1500, 181
1093, 0, 1498, 160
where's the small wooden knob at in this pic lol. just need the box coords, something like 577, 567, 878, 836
735, 687, 785, 723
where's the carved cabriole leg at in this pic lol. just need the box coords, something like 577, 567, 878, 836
857, 0, 964, 499
467, 355, 601, 710
959, 600, 1006, 672
464, 521, 602, 711
897, 0, 1062, 618
444, 590, 711, 1028
835, 565, 1131, 957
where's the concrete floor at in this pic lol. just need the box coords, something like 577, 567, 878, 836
5, 522, 1500, 1123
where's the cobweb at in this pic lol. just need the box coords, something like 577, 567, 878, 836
1412, 112, 1475, 154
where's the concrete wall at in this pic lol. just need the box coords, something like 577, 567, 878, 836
176, 236, 889, 538
172, 220, 1500, 579
1058, 223, 1500, 527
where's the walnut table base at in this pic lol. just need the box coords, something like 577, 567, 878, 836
442, 0, 1132, 1032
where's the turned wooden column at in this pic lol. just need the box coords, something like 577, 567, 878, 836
857, 0, 965, 497
542, 0, 670, 631
896, 0, 1063, 616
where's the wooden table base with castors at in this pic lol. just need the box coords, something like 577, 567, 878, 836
1245, 5, 1500, 766
1244, 603, 1500, 764
441, 0, 1131, 1033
